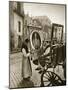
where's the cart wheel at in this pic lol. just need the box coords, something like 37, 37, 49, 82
41, 70, 63, 87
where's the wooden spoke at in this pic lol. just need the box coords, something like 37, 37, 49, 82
54, 74, 57, 79
43, 80, 49, 82
45, 73, 50, 78
43, 76, 49, 80
47, 83, 52, 86
48, 71, 52, 78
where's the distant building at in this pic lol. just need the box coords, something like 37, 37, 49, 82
24, 15, 52, 43
23, 14, 42, 40
9, 1, 24, 51
34, 16, 52, 40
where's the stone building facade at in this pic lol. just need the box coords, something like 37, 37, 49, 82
9, 1, 24, 52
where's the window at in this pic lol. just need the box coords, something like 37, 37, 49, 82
18, 21, 21, 32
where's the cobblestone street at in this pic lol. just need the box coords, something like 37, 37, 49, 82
10, 52, 41, 88
10, 52, 65, 88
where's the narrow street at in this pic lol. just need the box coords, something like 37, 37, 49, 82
10, 52, 65, 88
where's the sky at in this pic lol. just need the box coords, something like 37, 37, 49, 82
23, 2, 66, 32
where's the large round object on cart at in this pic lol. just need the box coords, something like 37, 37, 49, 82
30, 30, 42, 50
30, 30, 42, 65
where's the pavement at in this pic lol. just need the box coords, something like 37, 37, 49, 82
9, 52, 65, 88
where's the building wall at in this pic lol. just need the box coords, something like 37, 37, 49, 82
57, 27, 62, 42
13, 1, 24, 15
9, 1, 24, 52
14, 12, 23, 49
9, 1, 14, 51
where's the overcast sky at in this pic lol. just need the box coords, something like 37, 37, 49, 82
24, 2, 66, 32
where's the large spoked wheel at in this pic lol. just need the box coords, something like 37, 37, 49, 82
41, 70, 63, 87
